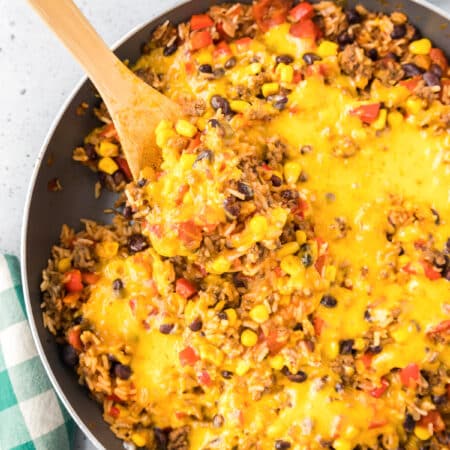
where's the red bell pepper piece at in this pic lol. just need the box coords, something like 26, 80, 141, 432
198, 370, 212, 387
177, 220, 203, 247
369, 378, 389, 398
100, 123, 119, 139
64, 269, 83, 293
401, 262, 417, 275
179, 346, 200, 366
289, 19, 321, 40
68, 327, 82, 351
234, 37, 253, 50
350, 103, 381, 124
289, 2, 314, 22
115, 157, 132, 181
82, 272, 100, 285
400, 76, 421, 92
175, 278, 197, 299
429, 47, 448, 72
191, 30, 213, 51
213, 41, 232, 58
190, 14, 214, 31
253, 0, 292, 32
420, 260, 441, 280
400, 363, 420, 387
360, 353, 373, 370
109, 406, 120, 418
265, 328, 287, 355
313, 316, 325, 337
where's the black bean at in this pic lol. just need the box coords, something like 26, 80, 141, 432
273, 98, 288, 111
432, 394, 447, 405
128, 234, 149, 254
339, 339, 355, 355
212, 414, 224, 428
320, 294, 337, 308
335, 382, 344, 393
423, 71, 440, 87
154, 427, 169, 449
293, 323, 303, 331
275, 440, 291, 450
403, 413, 415, 433
337, 31, 354, 46
367, 345, 382, 354
217, 311, 228, 320
112, 278, 123, 291
302, 52, 321, 65
85, 143, 98, 160
276, 54, 294, 65
113, 170, 125, 185
73, 316, 83, 325
224, 197, 241, 219
208, 118, 220, 128
62, 344, 78, 367
402, 63, 424, 77
300, 145, 312, 154
364, 310, 372, 321
271, 175, 283, 187
210, 95, 231, 115
346, 8, 362, 24
325, 192, 335, 202
385, 52, 399, 61
367, 48, 378, 61
122, 206, 133, 219
194, 149, 214, 165
237, 181, 254, 200
232, 272, 247, 289
300, 243, 313, 268
163, 41, 178, 56
430, 63, 443, 78
224, 57, 237, 69
298, 171, 308, 183
280, 189, 298, 200
114, 363, 132, 380
136, 178, 146, 188
214, 68, 226, 78
282, 367, 308, 383
98, 171, 107, 187
159, 323, 174, 334
221, 370, 233, 379
390, 24, 406, 39
189, 318, 203, 332
199, 64, 213, 73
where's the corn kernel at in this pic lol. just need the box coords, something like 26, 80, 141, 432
196, 49, 213, 65
236, 360, 251, 376
262, 82, 279, 97
269, 354, 285, 370
57, 257, 72, 273
333, 439, 352, 450
241, 329, 258, 347
96, 241, 119, 259
280, 255, 303, 277
156, 127, 176, 148
131, 432, 147, 447
248, 215, 268, 241
398, 254, 410, 267
344, 425, 359, 440
387, 111, 403, 128
225, 308, 237, 325
325, 265, 337, 282
414, 425, 433, 441
277, 241, 300, 259
405, 97, 424, 115
295, 230, 307, 245
283, 161, 302, 184
249, 304, 270, 323
175, 119, 197, 138
209, 256, 231, 274
97, 141, 119, 158
391, 326, 410, 343
317, 40, 338, 58
409, 38, 432, 55
156, 119, 173, 133
98, 157, 119, 175
230, 100, 251, 113
353, 338, 365, 351
371, 108, 387, 131
247, 62, 262, 75
327, 340, 339, 359
276, 63, 294, 83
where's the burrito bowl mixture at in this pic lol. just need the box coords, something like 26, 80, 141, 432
41, 1, 450, 449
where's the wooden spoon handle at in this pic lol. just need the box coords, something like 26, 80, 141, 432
28, 0, 128, 104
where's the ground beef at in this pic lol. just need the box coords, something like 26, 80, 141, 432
338, 43, 373, 82
167, 426, 190, 450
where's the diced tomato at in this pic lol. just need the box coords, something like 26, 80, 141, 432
191, 30, 213, 51
369, 378, 389, 398
265, 329, 287, 355
289, 19, 321, 40
399, 76, 421, 92
350, 103, 381, 124
274, 266, 283, 277
185, 61, 195, 75
186, 133, 201, 152
68, 327, 82, 351
115, 157, 132, 181
291, 198, 308, 218
429, 47, 448, 71
289, 2, 314, 22
214, 41, 232, 58
177, 220, 203, 247
64, 269, 83, 293
190, 14, 214, 31
261, 163, 272, 171
175, 184, 189, 206
176, 278, 197, 299
369, 418, 388, 429
293, 70, 303, 83
109, 406, 120, 418
234, 37, 253, 50
419, 410, 445, 432
360, 353, 373, 370
179, 346, 200, 366
82, 272, 100, 285
107, 394, 123, 402
315, 255, 327, 276
198, 370, 212, 387
400, 363, 420, 388
313, 316, 325, 337
253, 0, 292, 32
420, 260, 441, 280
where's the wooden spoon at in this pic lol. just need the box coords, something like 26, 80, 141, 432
28, 0, 180, 179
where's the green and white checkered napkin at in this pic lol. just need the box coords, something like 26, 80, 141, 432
0, 255, 75, 450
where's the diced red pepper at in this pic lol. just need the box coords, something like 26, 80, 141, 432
419, 410, 445, 432
179, 346, 200, 366
253, 0, 292, 32
107, 394, 123, 403
400, 363, 420, 388
115, 157, 132, 181
68, 327, 82, 351
191, 30, 213, 51
198, 370, 212, 387
350, 103, 381, 124
82, 272, 100, 285
313, 316, 325, 337
175, 184, 189, 206
429, 47, 448, 72
420, 260, 441, 280
213, 41, 232, 58
185, 61, 195, 75
400, 76, 421, 92
289, 19, 321, 40
62, 292, 80, 307
176, 278, 197, 299
109, 406, 120, 418
234, 37, 253, 50
265, 329, 287, 355
190, 14, 214, 31
186, 134, 201, 152
293, 70, 303, 83
274, 266, 283, 277
360, 353, 373, 370
64, 269, 83, 293
369, 378, 389, 398
289, 2, 314, 22
177, 220, 203, 247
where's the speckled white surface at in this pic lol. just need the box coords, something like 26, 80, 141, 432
0, 0, 448, 449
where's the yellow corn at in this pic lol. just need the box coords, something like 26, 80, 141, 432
276, 63, 294, 83
97, 141, 119, 157
236, 360, 251, 376
371, 108, 387, 131
246, 62, 262, 75
277, 241, 300, 259
414, 425, 432, 441
131, 432, 147, 447
175, 119, 197, 138
280, 255, 303, 277
325, 265, 336, 282
95, 241, 119, 259
387, 111, 403, 128
283, 161, 302, 184
241, 329, 258, 347
196, 48, 213, 65
249, 304, 270, 323
98, 157, 119, 175
57, 257, 72, 273
405, 97, 424, 115
156, 128, 176, 148
295, 230, 307, 245
353, 338, 365, 351
317, 40, 338, 58
326, 340, 339, 359
391, 325, 410, 343
209, 255, 231, 274
344, 426, 359, 440
225, 308, 237, 325
409, 38, 431, 55
248, 215, 268, 241
269, 354, 285, 370
398, 254, 410, 267
262, 82, 279, 97
230, 100, 251, 113
333, 439, 352, 450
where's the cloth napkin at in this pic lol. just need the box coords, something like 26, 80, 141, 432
0, 255, 74, 450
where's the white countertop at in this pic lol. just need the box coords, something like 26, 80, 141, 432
0, 0, 448, 449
